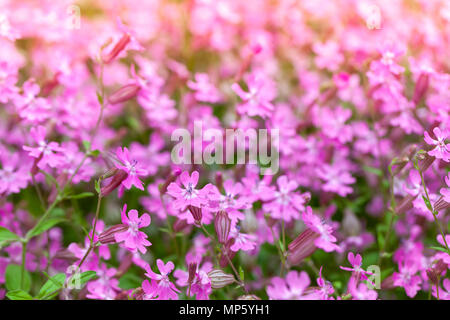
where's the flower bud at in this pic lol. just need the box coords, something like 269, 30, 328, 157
413, 73, 429, 105
102, 33, 131, 64
237, 294, 261, 300
173, 218, 190, 232
342, 209, 361, 236
100, 169, 128, 197
215, 172, 223, 191
287, 228, 320, 265
188, 262, 198, 284
108, 83, 140, 105
417, 154, 435, 173
434, 196, 450, 212
187, 205, 202, 225
219, 238, 237, 268
98, 224, 129, 244
159, 168, 182, 194
207, 269, 236, 289
214, 211, 231, 244
396, 194, 418, 214
53, 249, 78, 264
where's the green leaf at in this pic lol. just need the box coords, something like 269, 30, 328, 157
89, 149, 100, 157
82, 140, 91, 152
239, 266, 245, 282
118, 273, 142, 290
6, 290, 33, 300
66, 192, 94, 200
278, 239, 285, 252
95, 180, 101, 194
27, 218, 66, 239
363, 165, 383, 177
96, 91, 104, 105
159, 227, 171, 234
430, 246, 449, 253
421, 195, 433, 211
5, 264, 31, 292
66, 270, 97, 290
0, 226, 20, 242
38, 273, 66, 299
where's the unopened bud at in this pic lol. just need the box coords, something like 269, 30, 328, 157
342, 209, 361, 236
413, 73, 430, 105
100, 169, 128, 197
207, 269, 236, 289
219, 238, 237, 268
287, 228, 320, 265
434, 196, 450, 212
98, 224, 129, 244
214, 211, 231, 244
237, 294, 261, 300
187, 205, 202, 225
102, 33, 131, 64
188, 262, 198, 284
396, 194, 418, 214
173, 218, 190, 232
108, 83, 140, 105
159, 168, 182, 194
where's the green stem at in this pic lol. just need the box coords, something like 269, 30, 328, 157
20, 241, 27, 290
418, 167, 450, 254
78, 195, 102, 268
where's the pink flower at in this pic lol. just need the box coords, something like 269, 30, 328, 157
114, 204, 151, 254
262, 175, 310, 222
174, 262, 213, 300
392, 260, 422, 298
144, 259, 180, 300
23, 125, 64, 169
350, 283, 378, 300
231, 71, 276, 118
302, 207, 340, 253
167, 171, 212, 211
440, 173, 450, 203
187, 73, 222, 103
424, 127, 450, 162
230, 231, 257, 252
317, 164, 355, 197
432, 278, 450, 300
309, 267, 335, 300
0, 151, 30, 195
339, 252, 373, 282
114, 147, 148, 191
266, 271, 311, 300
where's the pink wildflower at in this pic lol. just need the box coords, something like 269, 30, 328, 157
114, 204, 151, 254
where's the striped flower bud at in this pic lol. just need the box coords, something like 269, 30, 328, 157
396, 194, 418, 214
108, 83, 140, 105
434, 196, 450, 212
187, 205, 202, 225
413, 73, 430, 105
219, 238, 237, 268
100, 169, 128, 197
159, 168, 182, 194
215, 211, 231, 244
287, 228, 320, 265
98, 224, 129, 244
102, 33, 131, 64
237, 294, 261, 300
207, 269, 235, 289
188, 262, 198, 285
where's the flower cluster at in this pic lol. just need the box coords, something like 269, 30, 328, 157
0, 0, 449, 301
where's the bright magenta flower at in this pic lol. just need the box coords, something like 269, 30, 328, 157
144, 259, 180, 300
424, 127, 450, 162
114, 147, 148, 191
115, 204, 151, 254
